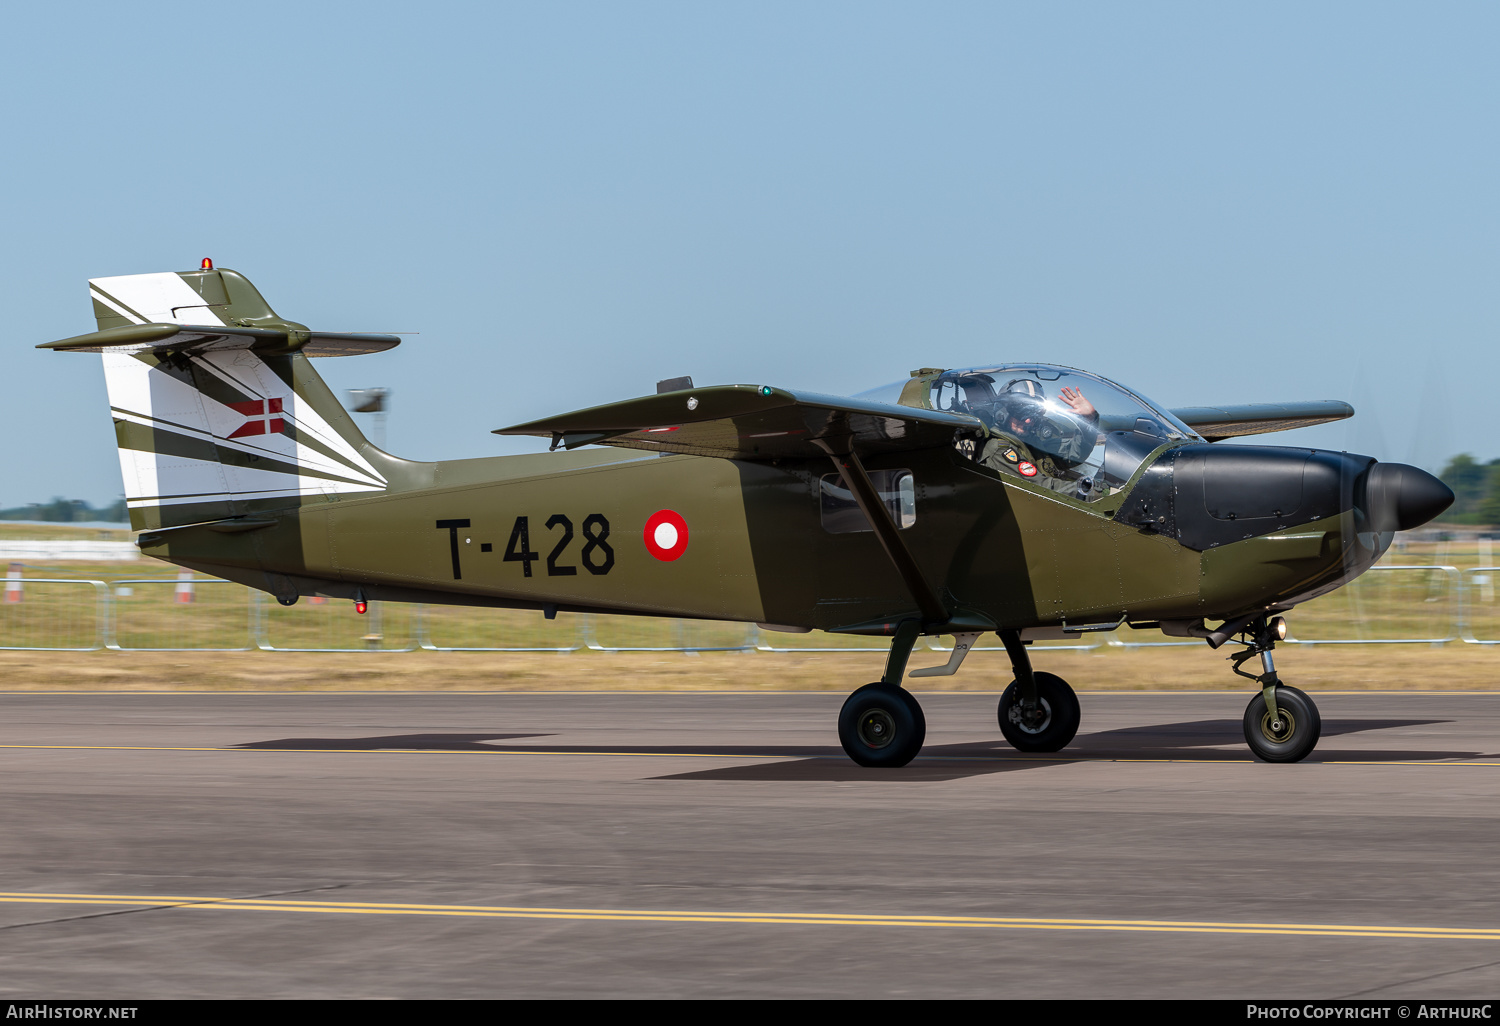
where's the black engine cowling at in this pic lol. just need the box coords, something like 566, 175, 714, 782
1113, 445, 1451, 551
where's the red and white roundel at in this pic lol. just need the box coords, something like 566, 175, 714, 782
643, 509, 690, 561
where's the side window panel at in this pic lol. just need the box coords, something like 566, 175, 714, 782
819, 470, 916, 534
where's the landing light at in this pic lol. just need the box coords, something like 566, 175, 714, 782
1270, 616, 1287, 641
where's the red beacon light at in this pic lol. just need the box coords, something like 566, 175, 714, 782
201, 257, 213, 270
355, 598, 368, 615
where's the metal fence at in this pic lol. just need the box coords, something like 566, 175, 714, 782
1283, 565, 1462, 646
0, 579, 108, 651
1105, 564, 1468, 649
1, 565, 1496, 653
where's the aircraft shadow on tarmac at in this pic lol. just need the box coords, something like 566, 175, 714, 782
653, 718, 1482, 782
651, 717, 1482, 782
229, 719, 1483, 783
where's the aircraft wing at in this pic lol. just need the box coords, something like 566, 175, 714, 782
495, 385, 984, 459
38, 322, 401, 358
1169, 400, 1354, 442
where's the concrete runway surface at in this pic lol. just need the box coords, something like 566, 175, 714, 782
0, 690, 1499, 999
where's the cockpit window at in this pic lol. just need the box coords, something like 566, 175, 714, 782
939, 364, 1199, 500
855, 364, 1200, 502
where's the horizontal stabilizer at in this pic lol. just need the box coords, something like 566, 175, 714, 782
41, 267, 399, 359
495, 385, 983, 459
1169, 400, 1354, 442
39, 322, 400, 358
43, 264, 397, 532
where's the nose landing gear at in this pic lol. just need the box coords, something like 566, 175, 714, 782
1243, 685, 1320, 762
1230, 617, 1321, 763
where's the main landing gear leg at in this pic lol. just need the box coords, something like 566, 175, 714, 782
996, 629, 1080, 752
1231, 617, 1321, 763
837, 620, 927, 768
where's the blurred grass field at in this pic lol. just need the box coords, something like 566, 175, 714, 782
0, 640, 1496, 693
0, 524, 132, 542
0, 536, 1497, 691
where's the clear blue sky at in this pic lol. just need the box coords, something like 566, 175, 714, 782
3, 1, 1495, 506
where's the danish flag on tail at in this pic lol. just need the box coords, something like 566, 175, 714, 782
228, 398, 286, 438
49, 265, 399, 532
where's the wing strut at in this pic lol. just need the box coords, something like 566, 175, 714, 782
819, 442, 949, 626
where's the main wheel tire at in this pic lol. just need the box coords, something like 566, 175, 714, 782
838, 683, 927, 768
1243, 685, 1321, 763
997, 671, 1081, 753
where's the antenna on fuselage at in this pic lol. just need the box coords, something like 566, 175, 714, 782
656, 376, 693, 394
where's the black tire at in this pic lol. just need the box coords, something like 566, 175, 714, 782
838, 683, 927, 768
1243, 685, 1321, 763
997, 671, 1081, 753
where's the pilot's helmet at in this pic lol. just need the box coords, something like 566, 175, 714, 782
998, 379, 1049, 435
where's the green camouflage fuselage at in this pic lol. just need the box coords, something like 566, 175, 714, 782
140, 425, 1362, 635
48, 264, 1379, 639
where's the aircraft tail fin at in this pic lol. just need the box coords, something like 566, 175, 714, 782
43, 266, 403, 532
88, 264, 291, 333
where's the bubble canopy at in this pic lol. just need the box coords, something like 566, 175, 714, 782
854, 364, 1202, 502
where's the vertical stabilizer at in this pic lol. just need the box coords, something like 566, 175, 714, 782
73, 268, 395, 531
89, 267, 295, 332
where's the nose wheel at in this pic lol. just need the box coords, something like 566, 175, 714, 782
1229, 616, 1321, 763
1243, 684, 1320, 762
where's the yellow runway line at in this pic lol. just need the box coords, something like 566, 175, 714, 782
0, 892, 1497, 940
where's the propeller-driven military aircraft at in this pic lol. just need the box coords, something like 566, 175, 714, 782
43, 264, 1454, 765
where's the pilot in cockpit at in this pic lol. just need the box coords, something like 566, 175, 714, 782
977, 379, 1104, 498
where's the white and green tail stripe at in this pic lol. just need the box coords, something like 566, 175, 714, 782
87, 270, 389, 530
